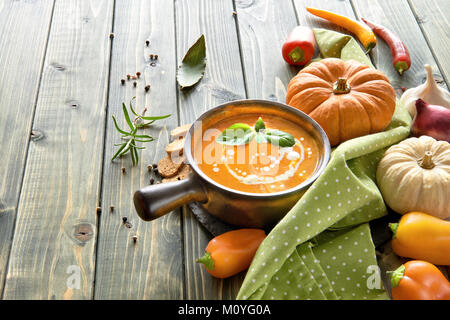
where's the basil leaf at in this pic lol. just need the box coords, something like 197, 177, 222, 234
265, 129, 295, 147
255, 117, 265, 132
216, 123, 255, 145
255, 132, 267, 144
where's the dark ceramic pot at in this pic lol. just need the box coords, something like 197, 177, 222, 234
134, 99, 330, 228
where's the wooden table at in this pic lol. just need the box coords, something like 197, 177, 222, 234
0, 0, 448, 300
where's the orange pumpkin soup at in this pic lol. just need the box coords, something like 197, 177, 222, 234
194, 113, 319, 194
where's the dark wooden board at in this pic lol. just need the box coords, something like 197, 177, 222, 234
0, 0, 55, 296
2, 0, 114, 299
175, 0, 247, 300
235, 0, 299, 102
351, 0, 448, 94
94, 0, 184, 300
0, 0, 447, 300
408, 0, 450, 87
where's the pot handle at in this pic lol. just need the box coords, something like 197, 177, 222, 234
133, 172, 208, 221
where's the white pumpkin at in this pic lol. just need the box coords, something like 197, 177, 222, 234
376, 135, 450, 219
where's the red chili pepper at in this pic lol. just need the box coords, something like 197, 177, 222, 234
282, 26, 316, 66
362, 18, 411, 75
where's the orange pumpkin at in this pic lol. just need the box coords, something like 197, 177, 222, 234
286, 58, 396, 146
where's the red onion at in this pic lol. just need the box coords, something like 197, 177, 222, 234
411, 99, 450, 143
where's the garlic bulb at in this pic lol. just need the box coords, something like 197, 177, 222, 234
399, 64, 450, 118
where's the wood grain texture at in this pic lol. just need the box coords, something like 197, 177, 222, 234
175, 0, 246, 300
0, 0, 55, 296
94, 0, 183, 300
408, 0, 450, 87
351, 0, 448, 93
234, 0, 298, 101
2, 0, 114, 299
0, 0, 448, 300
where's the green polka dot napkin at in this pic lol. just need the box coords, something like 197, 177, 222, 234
311, 28, 373, 67
236, 29, 412, 300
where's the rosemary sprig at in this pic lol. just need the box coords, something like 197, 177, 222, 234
111, 97, 171, 166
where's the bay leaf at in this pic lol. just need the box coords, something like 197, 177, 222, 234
177, 34, 206, 89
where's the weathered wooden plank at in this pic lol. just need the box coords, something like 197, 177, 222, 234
94, 0, 183, 300
0, 0, 55, 296
408, 0, 450, 87
351, 0, 448, 93
234, 0, 299, 102
175, 0, 247, 300
2, 0, 114, 299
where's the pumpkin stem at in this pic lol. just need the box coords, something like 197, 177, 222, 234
333, 78, 351, 94
419, 151, 435, 169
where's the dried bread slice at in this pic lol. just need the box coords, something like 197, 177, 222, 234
170, 123, 192, 140
157, 155, 184, 178
166, 138, 185, 157
171, 153, 186, 166
162, 164, 191, 183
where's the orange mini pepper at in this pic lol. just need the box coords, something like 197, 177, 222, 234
390, 260, 450, 300
197, 229, 266, 279
306, 7, 377, 53
389, 212, 450, 265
